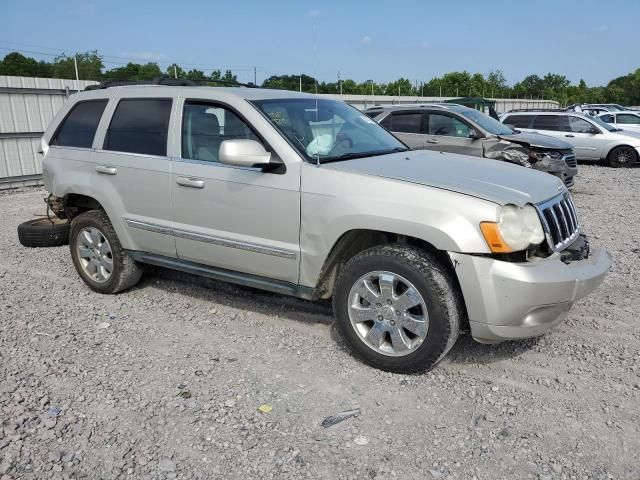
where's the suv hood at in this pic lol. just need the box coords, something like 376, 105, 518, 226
497, 131, 572, 149
324, 150, 565, 207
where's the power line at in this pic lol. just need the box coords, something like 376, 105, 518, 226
0, 40, 269, 73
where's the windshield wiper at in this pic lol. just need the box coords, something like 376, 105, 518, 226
319, 147, 408, 164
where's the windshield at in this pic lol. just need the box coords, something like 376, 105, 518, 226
251, 98, 407, 163
457, 108, 515, 135
589, 115, 618, 132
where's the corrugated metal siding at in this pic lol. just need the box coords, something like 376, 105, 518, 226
0, 75, 98, 188
0, 137, 41, 177
0, 75, 98, 90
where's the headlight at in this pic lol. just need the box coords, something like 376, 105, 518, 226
531, 150, 562, 161
480, 204, 545, 253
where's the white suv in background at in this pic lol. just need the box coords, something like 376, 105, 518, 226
501, 111, 640, 167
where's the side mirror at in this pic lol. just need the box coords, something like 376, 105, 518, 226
219, 139, 272, 168
468, 129, 483, 140
589, 128, 601, 135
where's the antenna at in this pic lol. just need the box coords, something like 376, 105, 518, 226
313, 20, 320, 166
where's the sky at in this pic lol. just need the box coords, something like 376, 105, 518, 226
1, 0, 639, 86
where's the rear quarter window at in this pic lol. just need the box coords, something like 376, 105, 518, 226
104, 98, 172, 156
51, 100, 108, 148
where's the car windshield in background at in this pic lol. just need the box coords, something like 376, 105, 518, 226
458, 108, 514, 135
590, 115, 619, 132
251, 98, 407, 163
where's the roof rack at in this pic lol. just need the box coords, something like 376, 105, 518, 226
85, 76, 256, 91
364, 103, 448, 110
506, 108, 568, 113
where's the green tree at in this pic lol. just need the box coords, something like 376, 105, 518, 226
222, 69, 237, 83
186, 69, 206, 81
486, 69, 507, 97
52, 51, 103, 80
0, 52, 52, 77
165, 63, 185, 78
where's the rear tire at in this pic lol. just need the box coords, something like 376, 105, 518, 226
332, 245, 462, 373
69, 210, 143, 294
608, 146, 636, 168
18, 218, 70, 247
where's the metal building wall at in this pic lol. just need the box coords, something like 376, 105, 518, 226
0, 76, 97, 189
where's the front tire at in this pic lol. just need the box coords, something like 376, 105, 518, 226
608, 146, 636, 168
69, 210, 143, 294
333, 245, 462, 373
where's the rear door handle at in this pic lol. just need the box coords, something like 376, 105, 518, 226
426, 139, 439, 144
565, 134, 575, 138
176, 177, 205, 189
95, 165, 117, 175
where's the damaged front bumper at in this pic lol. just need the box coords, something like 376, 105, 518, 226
448, 238, 610, 344
531, 153, 578, 189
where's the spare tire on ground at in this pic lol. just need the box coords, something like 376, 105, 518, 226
18, 217, 70, 247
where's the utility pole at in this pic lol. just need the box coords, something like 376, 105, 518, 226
338, 71, 342, 96
371, 80, 374, 97
73, 55, 79, 92
299, 76, 302, 92
254, 67, 257, 86
174, 65, 177, 79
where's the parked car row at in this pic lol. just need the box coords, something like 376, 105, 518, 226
364, 104, 578, 187
501, 110, 640, 167
26, 82, 609, 373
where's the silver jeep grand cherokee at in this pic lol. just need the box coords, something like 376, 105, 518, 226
40, 84, 610, 373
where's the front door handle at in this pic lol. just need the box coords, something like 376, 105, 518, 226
95, 165, 117, 175
176, 177, 205, 189
426, 139, 439, 144
565, 134, 575, 138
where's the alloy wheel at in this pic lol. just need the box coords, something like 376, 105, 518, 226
347, 271, 429, 356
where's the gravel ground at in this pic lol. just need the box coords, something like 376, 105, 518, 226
1, 164, 639, 480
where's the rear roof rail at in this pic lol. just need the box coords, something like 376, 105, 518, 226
85, 76, 256, 91
506, 108, 568, 113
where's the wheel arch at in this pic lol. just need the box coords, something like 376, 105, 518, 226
604, 143, 639, 163
313, 228, 458, 299
60, 191, 135, 250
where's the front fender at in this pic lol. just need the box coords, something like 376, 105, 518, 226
299, 168, 499, 287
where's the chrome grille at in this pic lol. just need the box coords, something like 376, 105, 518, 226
564, 153, 577, 168
536, 192, 580, 252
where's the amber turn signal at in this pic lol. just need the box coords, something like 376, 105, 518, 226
480, 222, 514, 253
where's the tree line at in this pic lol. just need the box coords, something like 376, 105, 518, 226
1, 50, 639, 106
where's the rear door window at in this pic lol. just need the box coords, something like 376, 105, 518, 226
51, 100, 108, 148
502, 115, 531, 129
385, 112, 424, 134
532, 115, 568, 132
104, 98, 172, 156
